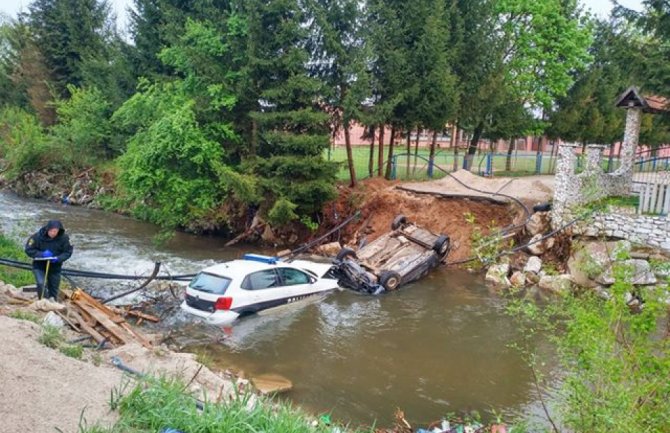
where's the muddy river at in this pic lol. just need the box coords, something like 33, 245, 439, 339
0, 191, 555, 427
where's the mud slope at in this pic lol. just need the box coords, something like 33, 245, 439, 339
321, 178, 516, 262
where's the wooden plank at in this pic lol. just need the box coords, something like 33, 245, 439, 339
107, 306, 159, 323
657, 184, 667, 214
67, 308, 113, 346
74, 300, 134, 344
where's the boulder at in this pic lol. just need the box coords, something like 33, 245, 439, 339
597, 259, 657, 286
523, 256, 542, 274
538, 274, 573, 294
526, 211, 551, 236
527, 234, 555, 256
42, 311, 65, 328
250, 374, 293, 394
485, 263, 511, 288
567, 240, 632, 288
316, 241, 341, 257
510, 271, 526, 287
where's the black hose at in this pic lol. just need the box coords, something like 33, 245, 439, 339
282, 210, 362, 259
0, 257, 195, 281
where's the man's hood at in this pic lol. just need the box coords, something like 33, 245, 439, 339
41, 220, 65, 237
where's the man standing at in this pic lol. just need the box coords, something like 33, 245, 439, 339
25, 220, 73, 301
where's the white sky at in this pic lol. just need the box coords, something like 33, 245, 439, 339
0, 0, 646, 36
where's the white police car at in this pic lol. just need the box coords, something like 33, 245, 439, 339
180, 254, 339, 325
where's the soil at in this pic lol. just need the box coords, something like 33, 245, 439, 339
319, 177, 517, 262
0, 287, 242, 433
0, 314, 122, 433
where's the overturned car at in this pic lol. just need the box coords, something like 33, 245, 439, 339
333, 215, 451, 294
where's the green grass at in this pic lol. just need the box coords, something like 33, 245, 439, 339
38, 324, 64, 349
0, 233, 34, 287
60, 344, 84, 359
326, 145, 558, 181
82, 376, 365, 433
8, 310, 41, 323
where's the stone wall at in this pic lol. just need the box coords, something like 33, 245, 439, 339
574, 213, 670, 251
551, 143, 634, 227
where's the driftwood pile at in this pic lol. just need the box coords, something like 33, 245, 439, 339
4, 287, 157, 348
62, 288, 156, 348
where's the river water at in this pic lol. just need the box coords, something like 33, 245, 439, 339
0, 191, 554, 427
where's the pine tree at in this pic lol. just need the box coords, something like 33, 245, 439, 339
237, 0, 338, 225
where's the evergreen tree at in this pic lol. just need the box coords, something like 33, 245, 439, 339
306, 0, 371, 187
236, 0, 338, 226
24, 0, 115, 98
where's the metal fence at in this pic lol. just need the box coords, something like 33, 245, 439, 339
326, 144, 670, 183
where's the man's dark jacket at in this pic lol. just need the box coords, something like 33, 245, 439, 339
24, 220, 73, 271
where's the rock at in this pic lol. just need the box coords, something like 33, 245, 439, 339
538, 274, 573, 294
597, 259, 657, 286
485, 263, 510, 287
261, 225, 277, 244
567, 240, 632, 288
524, 256, 542, 274
42, 311, 65, 328
288, 234, 298, 244
250, 373, 293, 394
526, 211, 551, 236
527, 234, 555, 256
525, 272, 540, 284
510, 271, 526, 287
316, 241, 341, 257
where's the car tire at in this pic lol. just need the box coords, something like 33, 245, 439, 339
379, 270, 401, 291
433, 235, 451, 257
391, 214, 408, 230
336, 247, 357, 261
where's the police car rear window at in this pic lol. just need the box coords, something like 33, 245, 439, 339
189, 272, 232, 294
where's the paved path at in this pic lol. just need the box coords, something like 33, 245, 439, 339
401, 169, 555, 206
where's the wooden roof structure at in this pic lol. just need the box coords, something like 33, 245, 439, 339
615, 87, 669, 113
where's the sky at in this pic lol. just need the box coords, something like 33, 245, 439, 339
0, 0, 646, 36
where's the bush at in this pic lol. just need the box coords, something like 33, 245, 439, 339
0, 107, 50, 180
267, 198, 299, 226
50, 85, 114, 165
507, 260, 670, 432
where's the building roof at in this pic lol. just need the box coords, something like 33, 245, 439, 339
615, 87, 669, 113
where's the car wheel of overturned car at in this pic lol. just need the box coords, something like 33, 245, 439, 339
391, 214, 408, 230
336, 247, 357, 261
379, 270, 401, 291
433, 235, 450, 257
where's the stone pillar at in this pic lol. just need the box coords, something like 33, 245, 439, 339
584, 144, 606, 173
618, 107, 641, 174
551, 143, 580, 229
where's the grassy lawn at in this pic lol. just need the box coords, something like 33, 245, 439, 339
0, 233, 34, 287
326, 145, 559, 181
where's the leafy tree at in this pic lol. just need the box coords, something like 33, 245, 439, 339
0, 107, 50, 179
113, 19, 257, 231
547, 22, 626, 148
50, 85, 113, 164
455, 0, 591, 169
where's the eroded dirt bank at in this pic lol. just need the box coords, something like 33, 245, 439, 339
319, 178, 517, 262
